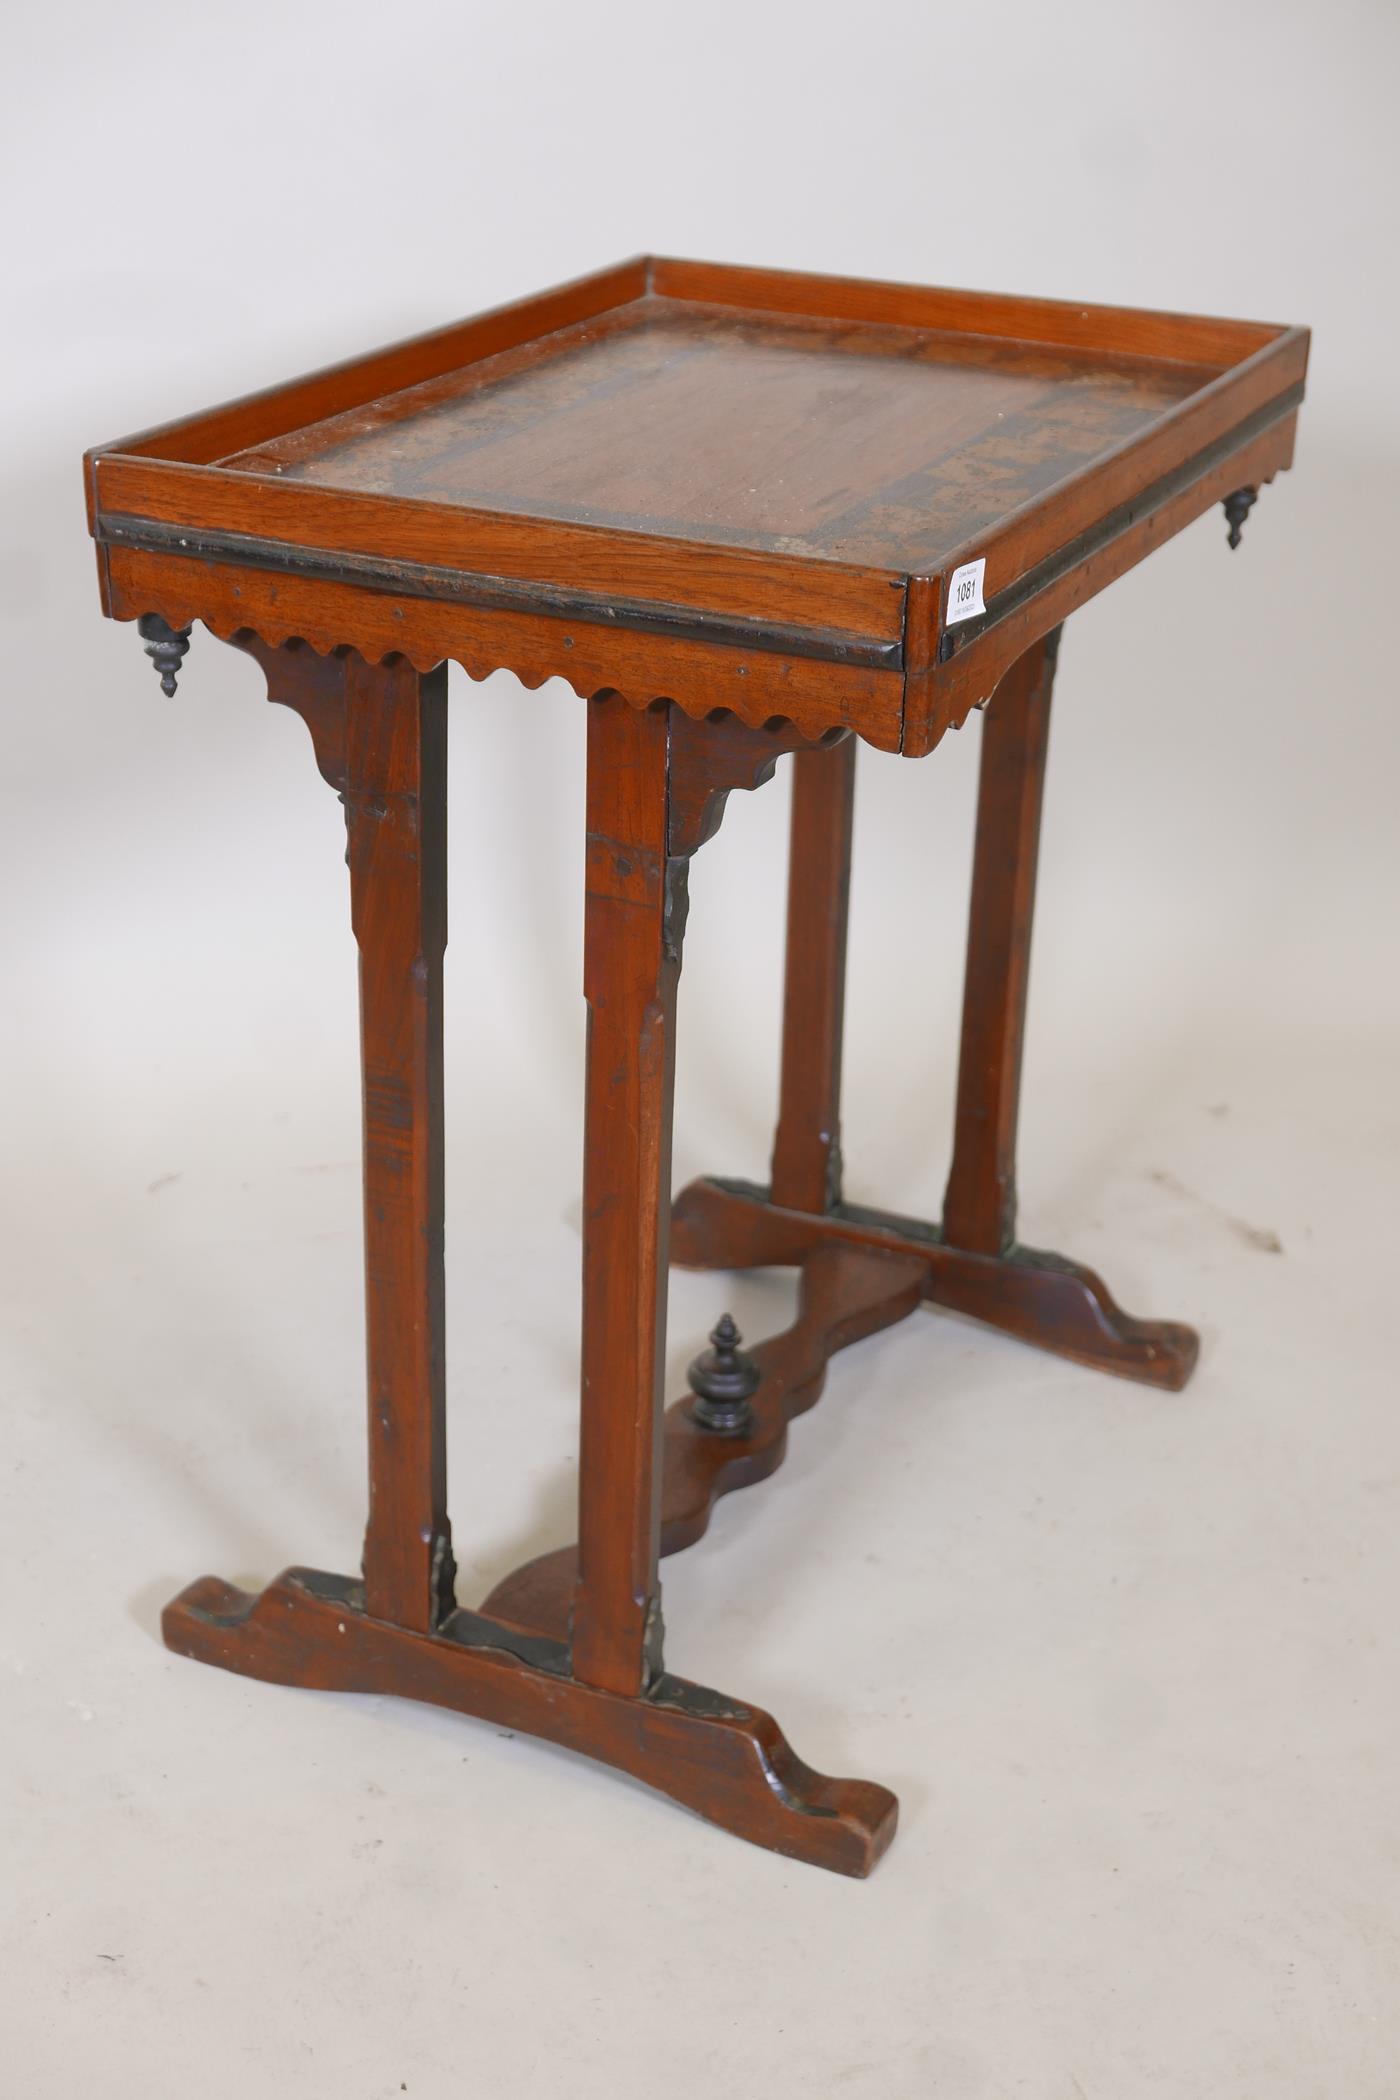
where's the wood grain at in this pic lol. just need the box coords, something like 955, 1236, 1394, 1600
345, 656, 455, 1631
87, 257, 1308, 755
572, 696, 678, 1695
163, 1568, 897, 1877
217, 301, 1207, 573
771, 735, 857, 1211
101, 544, 907, 748
95, 259, 1303, 1874
672, 1177, 1198, 1392
942, 631, 1058, 1255
483, 1241, 930, 1640
648, 256, 1283, 367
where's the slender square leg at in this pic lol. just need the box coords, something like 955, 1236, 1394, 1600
159, 643, 457, 1627
571, 696, 677, 1694
674, 628, 1199, 1391
771, 736, 856, 1215
161, 650, 897, 1876
345, 656, 455, 1631
941, 632, 1055, 1256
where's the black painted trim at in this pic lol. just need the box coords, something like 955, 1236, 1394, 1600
935, 381, 1306, 663
94, 513, 904, 672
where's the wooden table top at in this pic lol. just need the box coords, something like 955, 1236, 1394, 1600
87, 258, 1308, 754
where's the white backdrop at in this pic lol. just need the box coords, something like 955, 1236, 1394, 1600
4, 4, 1399, 2094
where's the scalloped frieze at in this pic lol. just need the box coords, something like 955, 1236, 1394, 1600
101, 545, 906, 753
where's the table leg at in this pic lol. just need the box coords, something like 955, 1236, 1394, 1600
160, 640, 456, 1629
941, 630, 1055, 1256
489, 704, 920, 1643
558, 697, 897, 1865
161, 656, 896, 1876
571, 696, 677, 1695
674, 629, 1198, 1391
770, 736, 856, 1214
345, 656, 455, 1632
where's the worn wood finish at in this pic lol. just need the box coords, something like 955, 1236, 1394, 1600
101, 543, 905, 749
483, 1241, 930, 1640
228, 631, 351, 789
161, 1569, 897, 1877
671, 1176, 1198, 1392
87, 257, 1308, 757
106, 260, 649, 470
900, 412, 1301, 752
942, 630, 1058, 1255
215, 306, 1211, 571
572, 695, 677, 1695
645, 257, 1286, 367
771, 736, 857, 1212
572, 697, 831, 1696
89, 261, 1304, 1874
345, 656, 455, 1631
226, 639, 456, 1630
666, 706, 830, 855
148, 673, 903, 1871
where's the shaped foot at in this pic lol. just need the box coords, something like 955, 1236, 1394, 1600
163, 1566, 897, 1876
671, 1177, 1199, 1391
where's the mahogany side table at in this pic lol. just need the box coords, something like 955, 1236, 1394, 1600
84, 258, 1308, 1876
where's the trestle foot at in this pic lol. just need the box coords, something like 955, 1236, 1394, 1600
672, 1177, 1199, 1392
162, 1566, 896, 1877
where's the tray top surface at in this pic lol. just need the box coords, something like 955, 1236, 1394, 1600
217, 298, 1210, 575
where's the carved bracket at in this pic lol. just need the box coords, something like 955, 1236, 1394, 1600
227, 633, 352, 793
668, 712, 847, 860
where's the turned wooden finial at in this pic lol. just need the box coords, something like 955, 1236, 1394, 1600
137, 612, 192, 695
1222, 486, 1258, 550
687, 1312, 760, 1436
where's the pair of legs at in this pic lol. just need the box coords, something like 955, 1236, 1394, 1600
163, 626, 1193, 1877
675, 628, 1197, 1392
